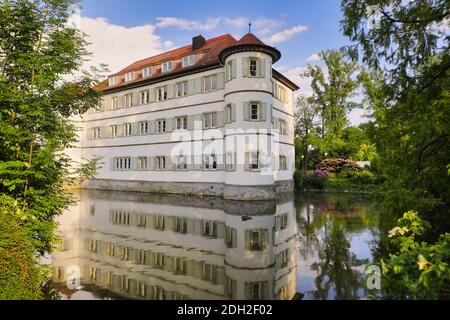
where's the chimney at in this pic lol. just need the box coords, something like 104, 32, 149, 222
192, 35, 205, 50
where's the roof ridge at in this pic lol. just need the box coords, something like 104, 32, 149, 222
111, 33, 237, 76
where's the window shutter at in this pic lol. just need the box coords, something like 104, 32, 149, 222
131, 122, 139, 135
149, 88, 155, 102
225, 64, 230, 81
245, 230, 251, 249
217, 111, 225, 128
187, 79, 195, 95
130, 157, 137, 170
270, 104, 274, 124
167, 84, 174, 99
117, 125, 124, 137
260, 103, 267, 121
261, 230, 268, 249
242, 57, 250, 77
243, 102, 250, 121
193, 155, 203, 171
217, 72, 225, 89
118, 96, 125, 108
232, 228, 237, 248
194, 78, 202, 94
132, 92, 140, 105
231, 103, 236, 122
166, 118, 173, 132
149, 120, 156, 134
244, 152, 250, 171
187, 115, 195, 130
245, 283, 251, 300
258, 58, 265, 77
231, 59, 237, 79
261, 282, 268, 300
148, 157, 154, 170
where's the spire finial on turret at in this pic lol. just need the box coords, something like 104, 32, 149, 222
248, 21, 252, 33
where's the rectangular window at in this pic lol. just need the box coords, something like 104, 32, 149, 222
181, 54, 196, 67
155, 156, 166, 170
279, 155, 287, 170
161, 60, 173, 73
137, 157, 148, 170
202, 263, 216, 282
123, 123, 132, 136
202, 220, 217, 238
225, 276, 236, 299
154, 215, 165, 230
225, 60, 235, 81
110, 125, 118, 138
203, 112, 217, 129
175, 116, 188, 130
176, 81, 188, 97
157, 86, 167, 101
139, 121, 148, 135
176, 155, 187, 170
124, 93, 133, 107
156, 119, 166, 133
249, 58, 258, 77
111, 96, 119, 110
174, 217, 187, 234
250, 152, 259, 170
113, 157, 131, 170
203, 74, 218, 92
250, 282, 266, 300
142, 66, 153, 78
275, 213, 288, 231
250, 103, 259, 120
279, 119, 287, 134
108, 76, 117, 86
125, 72, 134, 82
92, 127, 101, 139
203, 154, 217, 171
140, 90, 149, 104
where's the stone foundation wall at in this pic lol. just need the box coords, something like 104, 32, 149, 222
82, 179, 294, 200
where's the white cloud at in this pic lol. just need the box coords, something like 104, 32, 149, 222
252, 18, 284, 36
76, 16, 164, 74
224, 17, 248, 28
283, 66, 312, 97
306, 53, 321, 62
155, 17, 221, 31
266, 25, 308, 44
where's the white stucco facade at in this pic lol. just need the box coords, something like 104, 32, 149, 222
71, 34, 297, 200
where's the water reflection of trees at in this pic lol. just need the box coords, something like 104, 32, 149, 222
295, 193, 379, 300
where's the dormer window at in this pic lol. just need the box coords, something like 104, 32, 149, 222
108, 76, 117, 86
124, 72, 134, 82
182, 54, 196, 67
142, 66, 153, 78
161, 60, 173, 73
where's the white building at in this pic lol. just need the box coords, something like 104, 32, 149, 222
52, 189, 297, 300
72, 33, 298, 200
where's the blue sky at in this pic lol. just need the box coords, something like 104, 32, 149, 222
79, 0, 349, 70
77, 0, 365, 124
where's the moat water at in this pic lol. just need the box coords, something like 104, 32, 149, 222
48, 189, 382, 300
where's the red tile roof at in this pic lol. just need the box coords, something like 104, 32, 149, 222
102, 33, 298, 92
236, 32, 266, 46
107, 34, 237, 89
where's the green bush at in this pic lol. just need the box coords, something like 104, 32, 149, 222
294, 170, 305, 190
382, 211, 450, 299
0, 196, 43, 300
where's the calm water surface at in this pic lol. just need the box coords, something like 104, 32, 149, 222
49, 189, 381, 300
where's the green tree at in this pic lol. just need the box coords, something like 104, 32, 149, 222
303, 49, 360, 137
0, 0, 102, 254
295, 94, 319, 169
341, 0, 450, 235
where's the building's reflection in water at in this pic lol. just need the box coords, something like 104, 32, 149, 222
52, 190, 297, 300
